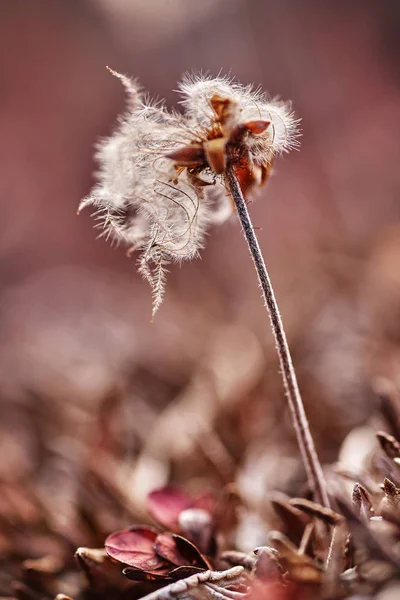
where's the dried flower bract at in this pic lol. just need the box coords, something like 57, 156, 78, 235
80, 71, 298, 315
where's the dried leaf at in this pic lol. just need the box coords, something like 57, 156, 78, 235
336, 498, 400, 569
154, 533, 189, 567
252, 547, 283, 582
268, 532, 324, 585
133, 567, 245, 600
289, 498, 343, 526
105, 526, 164, 570
152, 532, 211, 573
270, 499, 309, 547
172, 535, 212, 569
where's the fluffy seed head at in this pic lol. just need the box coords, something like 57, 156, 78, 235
79, 71, 299, 316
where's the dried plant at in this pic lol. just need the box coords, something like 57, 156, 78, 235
7, 314, 400, 599
79, 71, 297, 317
72, 427, 400, 599
80, 71, 330, 512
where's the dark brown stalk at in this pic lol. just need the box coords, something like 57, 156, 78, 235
225, 166, 330, 509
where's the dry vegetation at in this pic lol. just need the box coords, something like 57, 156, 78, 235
1, 1, 400, 599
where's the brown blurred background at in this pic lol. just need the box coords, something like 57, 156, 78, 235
1, 0, 400, 586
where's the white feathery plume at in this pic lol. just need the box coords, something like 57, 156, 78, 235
79, 71, 299, 316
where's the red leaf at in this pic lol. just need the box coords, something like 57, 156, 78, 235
172, 535, 212, 570
155, 533, 211, 570
154, 533, 188, 567
147, 488, 192, 530
105, 526, 165, 570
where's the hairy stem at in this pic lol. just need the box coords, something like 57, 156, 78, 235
225, 166, 330, 509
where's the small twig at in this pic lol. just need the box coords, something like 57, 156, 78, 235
225, 166, 330, 509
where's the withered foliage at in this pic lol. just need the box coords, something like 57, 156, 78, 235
4, 175, 400, 600
4, 368, 400, 600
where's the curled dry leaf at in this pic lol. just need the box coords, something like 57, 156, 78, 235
336, 498, 400, 571
271, 498, 311, 547
131, 567, 246, 600
154, 533, 189, 567
268, 531, 324, 585
252, 546, 284, 582
154, 533, 210, 570
289, 498, 343, 526
171, 534, 212, 569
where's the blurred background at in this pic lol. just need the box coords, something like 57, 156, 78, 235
1, 0, 400, 594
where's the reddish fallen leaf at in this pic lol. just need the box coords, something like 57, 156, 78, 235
154, 533, 188, 567
147, 488, 192, 530
154, 533, 210, 570
105, 526, 165, 571
172, 534, 212, 569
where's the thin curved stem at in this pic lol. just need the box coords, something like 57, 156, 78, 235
225, 166, 330, 509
